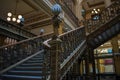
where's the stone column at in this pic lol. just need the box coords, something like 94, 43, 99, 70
111, 37, 120, 76
111, 37, 119, 53
75, 1, 83, 21
80, 59, 84, 75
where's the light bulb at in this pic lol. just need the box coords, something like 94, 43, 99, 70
7, 17, 11, 21
17, 19, 20, 23
93, 9, 96, 11
8, 12, 12, 17
95, 11, 98, 14
98, 9, 100, 11
40, 29, 44, 33
5, 48, 7, 50
18, 15, 22, 19
92, 11, 94, 14
12, 17, 16, 22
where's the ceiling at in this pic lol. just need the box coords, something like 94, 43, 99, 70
0, 0, 109, 30
0, 0, 52, 30
0, 0, 111, 30
82, 0, 105, 12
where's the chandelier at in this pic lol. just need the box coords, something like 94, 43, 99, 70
91, 8, 101, 20
91, 8, 100, 14
7, 0, 23, 23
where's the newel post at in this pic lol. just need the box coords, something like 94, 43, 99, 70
43, 4, 62, 80
50, 4, 62, 80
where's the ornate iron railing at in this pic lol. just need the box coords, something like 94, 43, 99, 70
44, 27, 86, 79
85, 1, 120, 34
0, 32, 53, 71
0, 18, 36, 38
59, 27, 85, 63
59, 27, 86, 79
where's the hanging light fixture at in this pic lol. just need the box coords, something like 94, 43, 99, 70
91, 8, 101, 20
7, 0, 23, 23
91, 8, 100, 14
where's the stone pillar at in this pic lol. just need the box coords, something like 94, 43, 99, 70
96, 52, 100, 80
111, 37, 120, 76
111, 37, 119, 53
75, 1, 84, 21
80, 59, 84, 75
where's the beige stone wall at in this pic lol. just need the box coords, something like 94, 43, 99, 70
75, 1, 84, 21
30, 25, 53, 35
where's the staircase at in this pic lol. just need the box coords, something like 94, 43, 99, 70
0, 26, 86, 80
0, 32, 53, 71
1, 1, 120, 80
1, 51, 48, 80
83, 1, 120, 80
88, 22, 120, 49
0, 18, 36, 41
86, 1, 120, 49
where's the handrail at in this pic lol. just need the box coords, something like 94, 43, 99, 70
0, 25, 86, 80
0, 32, 53, 49
0, 18, 36, 38
43, 26, 86, 80
0, 50, 44, 74
85, 1, 120, 35
59, 26, 84, 37
0, 32, 53, 71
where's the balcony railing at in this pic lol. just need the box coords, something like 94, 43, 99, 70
85, 1, 120, 35
0, 18, 36, 38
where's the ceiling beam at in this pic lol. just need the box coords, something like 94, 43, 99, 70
23, 17, 52, 29
87, 1, 104, 8
23, 0, 53, 17
25, 13, 47, 23
23, 0, 41, 10
33, 0, 53, 16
